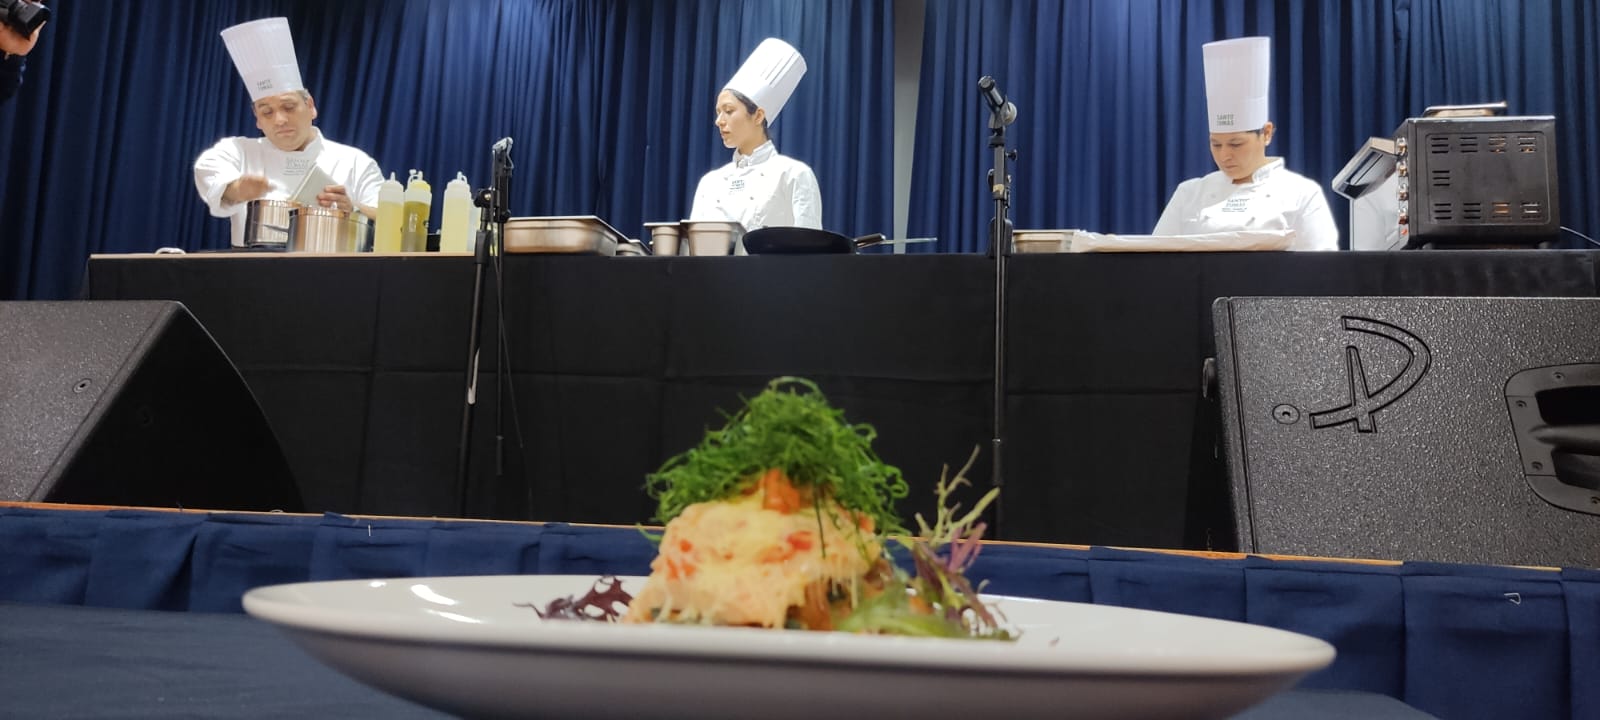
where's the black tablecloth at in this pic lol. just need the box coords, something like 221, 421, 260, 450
0, 601, 1437, 719
83, 251, 1599, 546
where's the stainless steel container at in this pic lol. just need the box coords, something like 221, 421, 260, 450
644, 222, 681, 256
682, 220, 745, 256
243, 199, 297, 247
288, 205, 363, 253
503, 216, 623, 255
1014, 229, 1076, 253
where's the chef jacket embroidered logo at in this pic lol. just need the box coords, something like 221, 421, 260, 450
1306, 316, 1431, 433
729, 179, 745, 192
1222, 197, 1251, 213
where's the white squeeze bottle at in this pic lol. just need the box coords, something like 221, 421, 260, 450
401, 169, 433, 253
374, 172, 404, 253
439, 171, 474, 253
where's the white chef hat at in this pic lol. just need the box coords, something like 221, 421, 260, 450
221, 17, 305, 102
1202, 36, 1271, 133
724, 38, 807, 125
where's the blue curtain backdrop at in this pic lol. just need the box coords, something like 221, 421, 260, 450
4, 1, 1599, 295
909, 0, 1598, 253
0, 0, 894, 300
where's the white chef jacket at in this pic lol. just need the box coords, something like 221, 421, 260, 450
1153, 158, 1339, 251
689, 141, 822, 253
193, 128, 384, 247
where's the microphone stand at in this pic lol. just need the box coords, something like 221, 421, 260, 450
987, 100, 1017, 539
455, 142, 514, 517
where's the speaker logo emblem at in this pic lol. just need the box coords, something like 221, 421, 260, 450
1306, 316, 1431, 432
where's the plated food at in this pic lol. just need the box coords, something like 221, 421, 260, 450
571, 377, 1011, 639
242, 376, 1338, 717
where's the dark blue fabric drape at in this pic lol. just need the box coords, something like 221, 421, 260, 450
1401, 0, 1599, 249
0, 0, 894, 300
910, 0, 1595, 253
5, 0, 1597, 293
6, 504, 1599, 719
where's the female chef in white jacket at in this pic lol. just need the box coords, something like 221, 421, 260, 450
1153, 37, 1338, 251
689, 38, 822, 251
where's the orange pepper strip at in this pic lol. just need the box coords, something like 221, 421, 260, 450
786, 530, 815, 551
758, 544, 795, 564
759, 468, 803, 513
668, 556, 697, 579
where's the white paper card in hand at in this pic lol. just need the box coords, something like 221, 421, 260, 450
289, 165, 337, 207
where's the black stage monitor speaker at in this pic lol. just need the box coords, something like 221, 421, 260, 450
1213, 296, 1600, 568
0, 301, 302, 511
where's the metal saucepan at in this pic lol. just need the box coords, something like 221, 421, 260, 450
243, 199, 297, 247
681, 220, 745, 256
288, 205, 368, 253
643, 222, 682, 256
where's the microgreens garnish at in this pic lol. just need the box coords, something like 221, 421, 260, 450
645, 377, 909, 536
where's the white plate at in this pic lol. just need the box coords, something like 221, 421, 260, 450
243, 575, 1334, 720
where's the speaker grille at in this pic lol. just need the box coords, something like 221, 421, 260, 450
1214, 296, 1600, 567
0, 301, 301, 511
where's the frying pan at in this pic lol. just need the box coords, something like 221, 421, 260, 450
743, 226, 886, 255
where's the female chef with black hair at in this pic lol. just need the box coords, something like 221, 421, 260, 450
1153, 37, 1338, 251
689, 38, 822, 253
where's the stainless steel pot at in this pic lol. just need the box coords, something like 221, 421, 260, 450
243, 199, 297, 247
682, 220, 744, 256
644, 222, 681, 256
288, 205, 367, 253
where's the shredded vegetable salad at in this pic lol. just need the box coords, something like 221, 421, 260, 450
528, 379, 1011, 640
540, 377, 1013, 640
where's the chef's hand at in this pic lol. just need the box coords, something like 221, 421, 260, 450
223, 175, 271, 205
0, 21, 44, 57
317, 184, 356, 213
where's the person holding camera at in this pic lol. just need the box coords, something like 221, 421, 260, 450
0, 0, 47, 103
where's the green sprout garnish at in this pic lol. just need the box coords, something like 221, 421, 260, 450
837, 448, 1012, 640
645, 377, 909, 536
640, 377, 1013, 640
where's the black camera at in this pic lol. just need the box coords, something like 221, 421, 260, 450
1, 0, 49, 38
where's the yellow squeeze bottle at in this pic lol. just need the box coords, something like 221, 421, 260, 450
401, 169, 433, 253
374, 172, 404, 253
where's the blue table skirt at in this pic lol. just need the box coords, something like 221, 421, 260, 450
0, 601, 1435, 719
3, 505, 1584, 718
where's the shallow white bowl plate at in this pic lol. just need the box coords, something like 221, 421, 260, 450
244, 575, 1334, 720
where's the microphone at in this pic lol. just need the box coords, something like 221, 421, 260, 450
977, 76, 1017, 126
491, 137, 514, 178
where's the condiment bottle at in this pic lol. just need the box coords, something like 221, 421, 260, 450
401, 169, 433, 253
374, 172, 404, 253
439, 172, 475, 253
